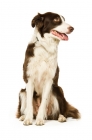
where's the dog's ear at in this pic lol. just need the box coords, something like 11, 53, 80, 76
31, 13, 44, 28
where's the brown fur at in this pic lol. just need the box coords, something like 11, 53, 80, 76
16, 95, 21, 118
52, 85, 80, 119
16, 12, 80, 121
16, 89, 56, 119
31, 12, 62, 37
16, 50, 80, 120
64, 103, 80, 119
53, 66, 59, 86
16, 87, 80, 120
23, 43, 35, 83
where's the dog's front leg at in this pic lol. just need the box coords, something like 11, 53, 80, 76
36, 80, 53, 125
23, 79, 34, 125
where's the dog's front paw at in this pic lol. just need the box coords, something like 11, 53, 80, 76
19, 115, 25, 121
23, 118, 32, 126
58, 114, 66, 122
35, 118, 44, 126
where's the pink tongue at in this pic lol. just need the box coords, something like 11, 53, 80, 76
51, 30, 68, 40
60, 33, 68, 40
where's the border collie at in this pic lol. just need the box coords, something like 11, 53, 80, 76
16, 12, 80, 125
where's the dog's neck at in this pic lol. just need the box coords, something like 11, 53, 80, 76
31, 28, 60, 54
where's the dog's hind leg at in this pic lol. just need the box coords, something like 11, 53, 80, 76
16, 89, 26, 119
52, 85, 80, 120
58, 114, 66, 122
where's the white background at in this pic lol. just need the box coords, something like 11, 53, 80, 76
0, 0, 92, 139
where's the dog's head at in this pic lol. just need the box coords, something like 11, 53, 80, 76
31, 12, 74, 41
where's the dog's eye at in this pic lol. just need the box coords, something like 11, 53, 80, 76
53, 17, 60, 22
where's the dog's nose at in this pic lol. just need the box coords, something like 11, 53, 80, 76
68, 26, 74, 32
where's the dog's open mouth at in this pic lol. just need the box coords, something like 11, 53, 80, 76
51, 30, 68, 41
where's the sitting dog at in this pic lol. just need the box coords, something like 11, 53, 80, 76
16, 12, 80, 125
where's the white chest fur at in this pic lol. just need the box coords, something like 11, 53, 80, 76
22, 28, 61, 125
26, 30, 59, 95
27, 45, 57, 95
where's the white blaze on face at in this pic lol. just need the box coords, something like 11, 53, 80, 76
50, 15, 74, 41
54, 15, 71, 34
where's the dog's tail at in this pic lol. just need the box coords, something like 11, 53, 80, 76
64, 101, 80, 119
52, 85, 80, 119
